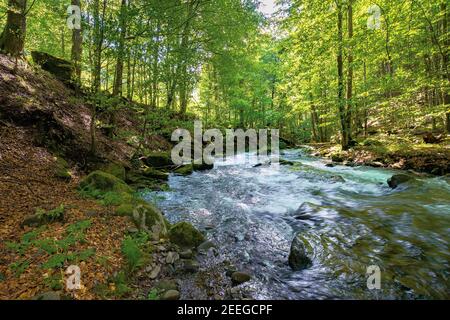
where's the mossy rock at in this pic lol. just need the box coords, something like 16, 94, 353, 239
169, 222, 205, 249
126, 170, 167, 190
174, 164, 194, 176
31, 51, 74, 85
143, 152, 173, 168
142, 168, 169, 181
193, 163, 214, 171
79, 171, 133, 194
387, 174, 415, 189
331, 153, 344, 163
361, 138, 383, 147
279, 159, 295, 166
22, 204, 65, 227
54, 157, 71, 180
101, 163, 126, 181
116, 200, 169, 239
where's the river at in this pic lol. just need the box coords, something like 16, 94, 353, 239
144, 149, 450, 300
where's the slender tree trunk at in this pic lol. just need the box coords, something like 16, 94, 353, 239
0, 0, 27, 57
346, 0, 354, 145
336, 1, 348, 150
71, 0, 83, 83
441, 2, 450, 133
113, 0, 128, 96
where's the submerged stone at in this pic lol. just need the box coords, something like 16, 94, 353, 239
288, 234, 313, 271
231, 271, 251, 285
387, 174, 415, 189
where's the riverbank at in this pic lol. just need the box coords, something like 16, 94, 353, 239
0, 54, 243, 300
304, 135, 450, 176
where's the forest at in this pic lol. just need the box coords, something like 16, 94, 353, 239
0, 0, 449, 301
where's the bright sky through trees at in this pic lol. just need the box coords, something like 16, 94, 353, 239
259, 0, 277, 16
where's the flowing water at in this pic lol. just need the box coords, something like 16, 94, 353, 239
145, 149, 450, 300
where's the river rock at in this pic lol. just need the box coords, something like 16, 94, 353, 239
179, 249, 193, 259
325, 163, 335, 168
197, 240, 216, 254
169, 222, 205, 249
161, 290, 180, 300
288, 234, 313, 271
193, 163, 214, 171
387, 174, 415, 189
279, 159, 295, 166
149, 265, 161, 279
330, 175, 345, 183
32, 291, 61, 300
155, 279, 178, 292
143, 152, 173, 168
231, 272, 251, 285
166, 252, 180, 264
183, 259, 200, 273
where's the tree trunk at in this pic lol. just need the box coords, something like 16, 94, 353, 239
113, 0, 128, 96
441, 2, 450, 133
0, 0, 27, 57
346, 0, 354, 146
71, 0, 83, 82
336, 1, 348, 150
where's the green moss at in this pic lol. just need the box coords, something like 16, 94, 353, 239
144, 152, 173, 168
98, 192, 133, 206
79, 171, 133, 194
142, 167, 169, 181
115, 203, 134, 216
54, 157, 71, 180
174, 164, 194, 176
102, 163, 126, 181
169, 222, 205, 249
193, 163, 214, 171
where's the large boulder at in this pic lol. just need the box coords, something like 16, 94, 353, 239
143, 152, 173, 168
142, 167, 169, 181
174, 164, 194, 176
387, 174, 415, 189
288, 234, 313, 271
116, 200, 169, 239
169, 222, 205, 249
31, 51, 74, 85
101, 162, 126, 181
79, 171, 133, 194
193, 162, 214, 171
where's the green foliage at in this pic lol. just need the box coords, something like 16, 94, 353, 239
5, 220, 94, 275
43, 273, 63, 290
9, 260, 30, 277
35, 204, 65, 222
147, 289, 160, 300
121, 236, 143, 272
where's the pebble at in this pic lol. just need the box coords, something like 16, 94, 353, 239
231, 271, 251, 285
149, 265, 161, 279
161, 290, 180, 300
179, 249, 193, 259
183, 259, 200, 273
166, 252, 180, 264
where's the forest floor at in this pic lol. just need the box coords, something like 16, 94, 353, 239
306, 134, 450, 176
0, 54, 230, 300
